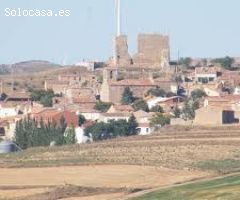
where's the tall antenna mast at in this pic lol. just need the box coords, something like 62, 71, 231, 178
11, 64, 14, 91
116, 0, 121, 36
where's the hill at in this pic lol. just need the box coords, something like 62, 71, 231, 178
0, 60, 62, 74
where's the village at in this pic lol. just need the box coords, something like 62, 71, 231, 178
1, 0, 240, 151
0, 30, 240, 149
1, 1, 240, 200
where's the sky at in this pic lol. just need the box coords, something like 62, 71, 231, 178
0, 0, 239, 64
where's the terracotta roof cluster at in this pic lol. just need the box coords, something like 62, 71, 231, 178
32, 109, 78, 127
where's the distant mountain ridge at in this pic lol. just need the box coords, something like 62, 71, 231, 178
0, 60, 62, 74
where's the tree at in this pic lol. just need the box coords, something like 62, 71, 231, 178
133, 99, 149, 112
173, 107, 181, 118
109, 120, 130, 138
150, 113, 170, 128
84, 116, 138, 141
191, 89, 207, 101
30, 89, 55, 107
15, 119, 28, 149
40, 95, 53, 107
55, 116, 68, 145
121, 87, 134, 105
179, 57, 192, 67
94, 101, 112, 112
147, 88, 166, 97
15, 116, 69, 149
182, 100, 196, 120
150, 105, 164, 113
64, 126, 76, 145
85, 122, 109, 141
127, 115, 138, 136
213, 56, 234, 70
78, 114, 86, 126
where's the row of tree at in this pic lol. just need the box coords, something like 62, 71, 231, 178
84, 115, 138, 141
179, 56, 235, 70
15, 117, 75, 149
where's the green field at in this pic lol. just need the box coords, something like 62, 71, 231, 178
131, 175, 240, 200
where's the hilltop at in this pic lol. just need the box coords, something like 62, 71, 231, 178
0, 60, 62, 75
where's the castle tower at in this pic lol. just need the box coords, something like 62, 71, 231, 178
100, 68, 118, 102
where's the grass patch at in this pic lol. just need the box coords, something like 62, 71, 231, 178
195, 159, 240, 174
131, 175, 240, 200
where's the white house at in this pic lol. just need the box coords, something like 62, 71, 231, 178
147, 97, 166, 109
75, 61, 96, 71
234, 88, 240, 95
0, 105, 18, 118
195, 67, 217, 84
77, 109, 101, 121
75, 127, 93, 144
137, 123, 153, 135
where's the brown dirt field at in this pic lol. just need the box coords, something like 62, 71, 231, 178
1, 127, 240, 199
0, 165, 207, 188
0, 165, 207, 199
0, 188, 48, 199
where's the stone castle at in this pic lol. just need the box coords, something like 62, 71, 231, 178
101, 32, 173, 103
112, 33, 170, 69
100, 0, 173, 103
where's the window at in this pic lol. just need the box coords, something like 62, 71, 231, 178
209, 77, 214, 82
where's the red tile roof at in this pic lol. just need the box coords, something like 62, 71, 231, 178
33, 109, 78, 127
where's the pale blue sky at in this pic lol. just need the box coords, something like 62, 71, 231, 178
0, 0, 239, 64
